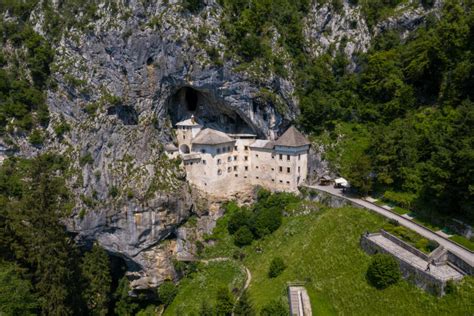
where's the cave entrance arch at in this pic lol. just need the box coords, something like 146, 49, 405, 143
167, 86, 258, 136
179, 144, 190, 154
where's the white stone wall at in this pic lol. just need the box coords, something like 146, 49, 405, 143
177, 129, 310, 197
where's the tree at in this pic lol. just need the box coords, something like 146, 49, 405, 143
227, 208, 252, 235
233, 226, 254, 247
260, 299, 288, 316
234, 290, 255, 316
345, 153, 372, 196
268, 257, 286, 278
114, 277, 138, 316
158, 280, 178, 306
0, 261, 37, 315
80, 244, 111, 316
366, 254, 401, 289
215, 287, 234, 316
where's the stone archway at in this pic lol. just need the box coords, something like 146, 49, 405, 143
179, 144, 190, 154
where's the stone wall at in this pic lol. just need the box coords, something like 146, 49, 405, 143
302, 186, 362, 209
380, 230, 430, 261
447, 251, 474, 275
360, 234, 446, 295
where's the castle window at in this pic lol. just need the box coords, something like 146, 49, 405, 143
244, 156, 248, 161
234, 156, 237, 161
286, 181, 290, 184
228, 146, 231, 151
279, 166, 283, 172
217, 159, 221, 165
287, 155, 290, 161
218, 169, 222, 175
245, 166, 248, 171
298, 166, 300, 173
228, 167, 232, 173
234, 166, 237, 171
244, 146, 249, 150
201, 149, 206, 153
217, 148, 220, 154
256, 166, 259, 169
256, 154, 259, 158
235, 174, 238, 177
271, 168, 274, 171
272, 179, 275, 182
202, 160, 206, 165
279, 154, 282, 160
272, 155, 275, 159
279, 180, 283, 183
298, 154, 301, 160
228, 156, 232, 162
256, 176, 259, 179
190, 162, 193, 166
287, 167, 290, 173
183, 135, 186, 139
234, 146, 238, 150
244, 176, 247, 178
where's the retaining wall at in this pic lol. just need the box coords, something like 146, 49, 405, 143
361, 233, 447, 296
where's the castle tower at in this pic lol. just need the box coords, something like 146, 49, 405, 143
176, 115, 202, 154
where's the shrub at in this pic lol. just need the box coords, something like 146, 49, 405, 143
215, 287, 234, 316
28, 129, 44, 146
79, 152, 94, 166
157, 281, 177, 306
234, 226, 254, 247
253, 207, 282, 238
268, 257, 286, 278
260, 299, 288, 316
366, 254, 401, 289
445, 280, 457, 294
227, 208, 252, 234
109, 186, 119, 198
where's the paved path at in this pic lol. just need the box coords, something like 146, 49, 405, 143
305, 185, 474, 265
368, 234, 463, 281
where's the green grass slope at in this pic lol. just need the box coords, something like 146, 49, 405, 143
164, 260, 245, 315
166, 206, 474, 315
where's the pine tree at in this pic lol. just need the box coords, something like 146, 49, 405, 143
80, 244, 112, 315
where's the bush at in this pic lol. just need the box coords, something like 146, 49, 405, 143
157, 281, 177, 306
260, 299, 288, 316
268, 257, 286, 278
366, 254, 401, 289
228, 208, 252, 234
444, 280, 457, 294
234, 226, 254, 247
253, 207, 282, 238
28, 129, 44, 146
215, 287, 234, 316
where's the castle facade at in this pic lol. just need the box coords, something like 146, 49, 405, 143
165, 116, 310, 196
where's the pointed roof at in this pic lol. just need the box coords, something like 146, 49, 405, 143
176, 115, 201, 127
274, 126, 310, 147
192, 128, 235, 145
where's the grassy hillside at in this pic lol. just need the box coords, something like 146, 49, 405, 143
166, 206, 474, 315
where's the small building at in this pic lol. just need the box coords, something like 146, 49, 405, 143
319, 175, 333, 186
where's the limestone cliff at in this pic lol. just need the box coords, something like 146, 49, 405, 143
1, 0, 439, 290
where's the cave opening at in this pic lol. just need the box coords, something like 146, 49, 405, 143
167, 86, 257, 135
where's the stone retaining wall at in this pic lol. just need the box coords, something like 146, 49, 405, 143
380, 230, 430, 260
360, 233, 447, 296
302, 186, 362, 209
447, 251, 474, 275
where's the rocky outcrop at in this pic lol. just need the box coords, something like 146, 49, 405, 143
1, 0, 440, 290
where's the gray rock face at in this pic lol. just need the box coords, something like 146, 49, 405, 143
4, 0, 438, 290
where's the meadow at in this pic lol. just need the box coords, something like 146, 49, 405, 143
166, 206, 474, 315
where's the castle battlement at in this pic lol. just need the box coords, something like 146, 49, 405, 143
165, 116, 310, 197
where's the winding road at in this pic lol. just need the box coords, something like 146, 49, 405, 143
305, 184, 474, 265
